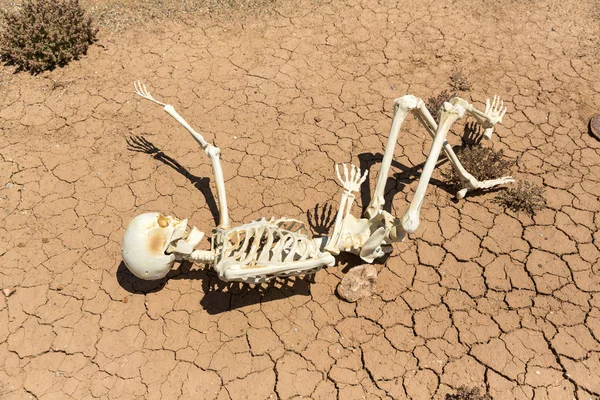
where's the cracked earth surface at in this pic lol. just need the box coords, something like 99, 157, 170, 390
2, 0, 600, 398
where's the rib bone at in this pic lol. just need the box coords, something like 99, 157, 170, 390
213, 218, 335, 283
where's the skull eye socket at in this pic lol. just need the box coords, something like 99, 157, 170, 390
157, 215, 170, 228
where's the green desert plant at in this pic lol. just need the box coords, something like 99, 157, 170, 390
445, 386, 492, 400
1, 0, 97, 73
442, 144, 514, 192
494, 180, 546, 216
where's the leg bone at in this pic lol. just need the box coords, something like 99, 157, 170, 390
399, 101, 466, 234
415, 96, 513, 199
365, 95, 419, 219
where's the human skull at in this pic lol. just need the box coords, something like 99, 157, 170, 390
121, 212, 188, 280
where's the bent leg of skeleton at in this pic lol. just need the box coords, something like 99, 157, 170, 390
366, 94, 514, 215
398, 100, 466, 236
412, 99, 481, 193
413, 95, 513, 199
365, 95, 421, 219
363, 94, 476, 217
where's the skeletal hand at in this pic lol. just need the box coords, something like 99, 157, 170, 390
482, 95, 507, 139
335, 164, 368, 193
134, 81, 166, 107
484, 96, 507, 125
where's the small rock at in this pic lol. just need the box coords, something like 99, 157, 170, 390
337, 264, 378, 302
2, 287, 15, 297
5, 183, 13, 189
589, 115, 600, 141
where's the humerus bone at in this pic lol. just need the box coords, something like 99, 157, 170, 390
134, 81, 230, 229
122, 82, 512, 283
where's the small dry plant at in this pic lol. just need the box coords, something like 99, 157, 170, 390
1, 0, 97, 73
442, 144, 513, 192
425, 90, 456, 123
445, 386, 492, 400
426, 90, 456, 113
494, 180, 546, 216
449, 71, 473, 92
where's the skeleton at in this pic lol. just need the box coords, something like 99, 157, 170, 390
121, 82, 512, 283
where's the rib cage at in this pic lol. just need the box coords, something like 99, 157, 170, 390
211, 217, 334, 283
219, 217, 320, 265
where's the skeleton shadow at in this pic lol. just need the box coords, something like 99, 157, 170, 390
461, 121, 485, 147
117, 261, 169, 294
357, 122, 494, 210
358, 153, 451, 215
306, 202, 336, 237
116, 260, 312, 314
198, 269, 313, 314
126, 135, 220, 226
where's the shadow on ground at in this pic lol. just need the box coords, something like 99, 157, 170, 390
127, 135, 221, 225
117, 260, 316, 314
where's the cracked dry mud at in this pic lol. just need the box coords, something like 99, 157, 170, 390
1, 0, 600, 398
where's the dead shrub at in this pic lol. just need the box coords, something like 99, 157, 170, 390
442, 144, 514, 192
1, 0, 97, 73
425, 89, 457, 122
445, 386, 492, 400
494, 180, 546, 216
449, 71, 473, 92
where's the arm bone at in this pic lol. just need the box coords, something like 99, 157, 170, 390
134, 81, 230, 228
325, 164, 368, 254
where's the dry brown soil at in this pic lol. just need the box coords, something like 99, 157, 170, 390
1, 0, 600, 398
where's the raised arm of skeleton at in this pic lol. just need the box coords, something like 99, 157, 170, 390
134, 81, 230, 228
324, 164, 368, 254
